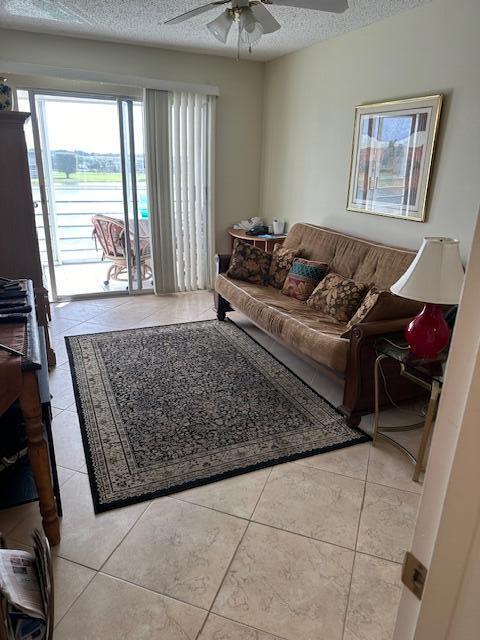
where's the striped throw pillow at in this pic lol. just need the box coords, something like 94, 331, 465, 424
281, 258, 329, 301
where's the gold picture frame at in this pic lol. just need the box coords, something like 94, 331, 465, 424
347, 95, 443, 222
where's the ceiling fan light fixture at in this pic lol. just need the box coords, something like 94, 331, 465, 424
249, 2, 281, 34
239, 7, 264, 46
206, 9, 233, 43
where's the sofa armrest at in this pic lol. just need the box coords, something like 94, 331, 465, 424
214, 254, 233, 319
349, 317, 412, 340
339, 316, 419, 425
216, 254, 232, 274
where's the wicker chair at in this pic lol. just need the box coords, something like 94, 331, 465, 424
91, 214, 152, 285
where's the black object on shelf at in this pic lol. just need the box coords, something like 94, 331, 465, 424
0, 402, 62, 517
246, 225, 269, 236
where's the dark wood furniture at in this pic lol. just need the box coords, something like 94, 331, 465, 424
228, 227, 287, 252
373, 336, 444, 481
0, 281, 60, 546
0, 111, 55, 366
214, 254, 423, 426
339, 320, 425, 424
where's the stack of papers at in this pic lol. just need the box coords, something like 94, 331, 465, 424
0, 531, 52, 640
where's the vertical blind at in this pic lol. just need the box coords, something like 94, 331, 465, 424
144, 88, 215, 294
170, 92, 214, 291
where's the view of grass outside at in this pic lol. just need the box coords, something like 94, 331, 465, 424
50, 171, 146, 182
31, 169, 146, 184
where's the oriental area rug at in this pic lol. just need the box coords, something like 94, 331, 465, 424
66, 320, 369, 513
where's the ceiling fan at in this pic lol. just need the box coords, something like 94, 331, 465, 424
165, 0, 349, 53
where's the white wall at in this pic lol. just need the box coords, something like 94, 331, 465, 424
260, 0, 480, 260
0, 28, 265, 253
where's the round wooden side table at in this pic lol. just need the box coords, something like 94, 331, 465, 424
228, 228, 287, 252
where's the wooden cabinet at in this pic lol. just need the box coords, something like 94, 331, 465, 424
0, 111, 55, 365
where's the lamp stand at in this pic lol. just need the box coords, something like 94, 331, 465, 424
405, 303, 450, 359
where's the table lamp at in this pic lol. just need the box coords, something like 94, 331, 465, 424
390, 237, 464, 359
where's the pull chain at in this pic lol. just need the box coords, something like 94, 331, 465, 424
237, 22, 241, 61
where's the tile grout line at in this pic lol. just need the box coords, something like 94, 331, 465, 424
365, 477, 423, 496
52, 565, 97, 630
170, 495, 251, 523
194, 521, 251, 640
340, 439, 373, 640
292, 454, 370, 482
249, 465, 274, 521
247, 515, 362, 556
52, 499, 154, 628
96, 500, 154, 574
208, 611, 293, 640
194, 466, 274, 640
97, 568, 211, 615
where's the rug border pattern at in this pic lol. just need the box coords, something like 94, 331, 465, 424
66, 319, 370, 514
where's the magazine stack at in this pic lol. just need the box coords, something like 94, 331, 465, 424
0, 530, 53, 640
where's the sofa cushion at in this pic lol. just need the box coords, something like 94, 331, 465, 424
215, 273, 349, 373
268, 244, 303, 289
282, 258, 329, 301
307, 273, 368, 323
226, 239, 272, 285
282, 223, 416, 289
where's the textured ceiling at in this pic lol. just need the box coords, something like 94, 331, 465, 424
0, 0, 430, 61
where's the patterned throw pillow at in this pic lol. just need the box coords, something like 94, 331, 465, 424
340, 286, 381, 335
268, 244, 303, 289
341, 286, 424, 336
307, 272, 368, 323
282, 258, 329, 301
226, 239, 272, 285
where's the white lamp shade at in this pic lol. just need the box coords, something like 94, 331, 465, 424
207, 10, 233, 43
391, 237, 464, 305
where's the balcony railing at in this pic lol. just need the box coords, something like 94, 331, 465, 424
32, 183, 147, 265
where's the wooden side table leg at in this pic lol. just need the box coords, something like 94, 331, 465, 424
413, 380, 440, 482
19, 372, 60, 546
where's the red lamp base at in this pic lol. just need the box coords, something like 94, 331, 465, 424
405, 303, 450, 359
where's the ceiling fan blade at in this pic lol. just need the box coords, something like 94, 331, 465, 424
269, 0, 348, 13
250, 2, 281, 34
165, 1, 229, 25
6, 0, 93, 24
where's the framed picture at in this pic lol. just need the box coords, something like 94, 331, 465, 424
347, 95, 442, 221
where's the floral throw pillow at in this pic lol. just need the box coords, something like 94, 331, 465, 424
341, 286, 424, 336
282, 258, 329, 301
307, 272, 368, 323
268, 244, 303, 289
341, 286, 381, 335
226, 239, 272, 285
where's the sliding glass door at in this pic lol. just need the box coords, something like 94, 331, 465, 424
17, 89, 151, 300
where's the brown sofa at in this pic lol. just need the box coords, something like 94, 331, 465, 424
214, 223, 424, 426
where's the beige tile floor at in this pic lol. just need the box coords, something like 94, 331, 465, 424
0, 292, 425, 640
